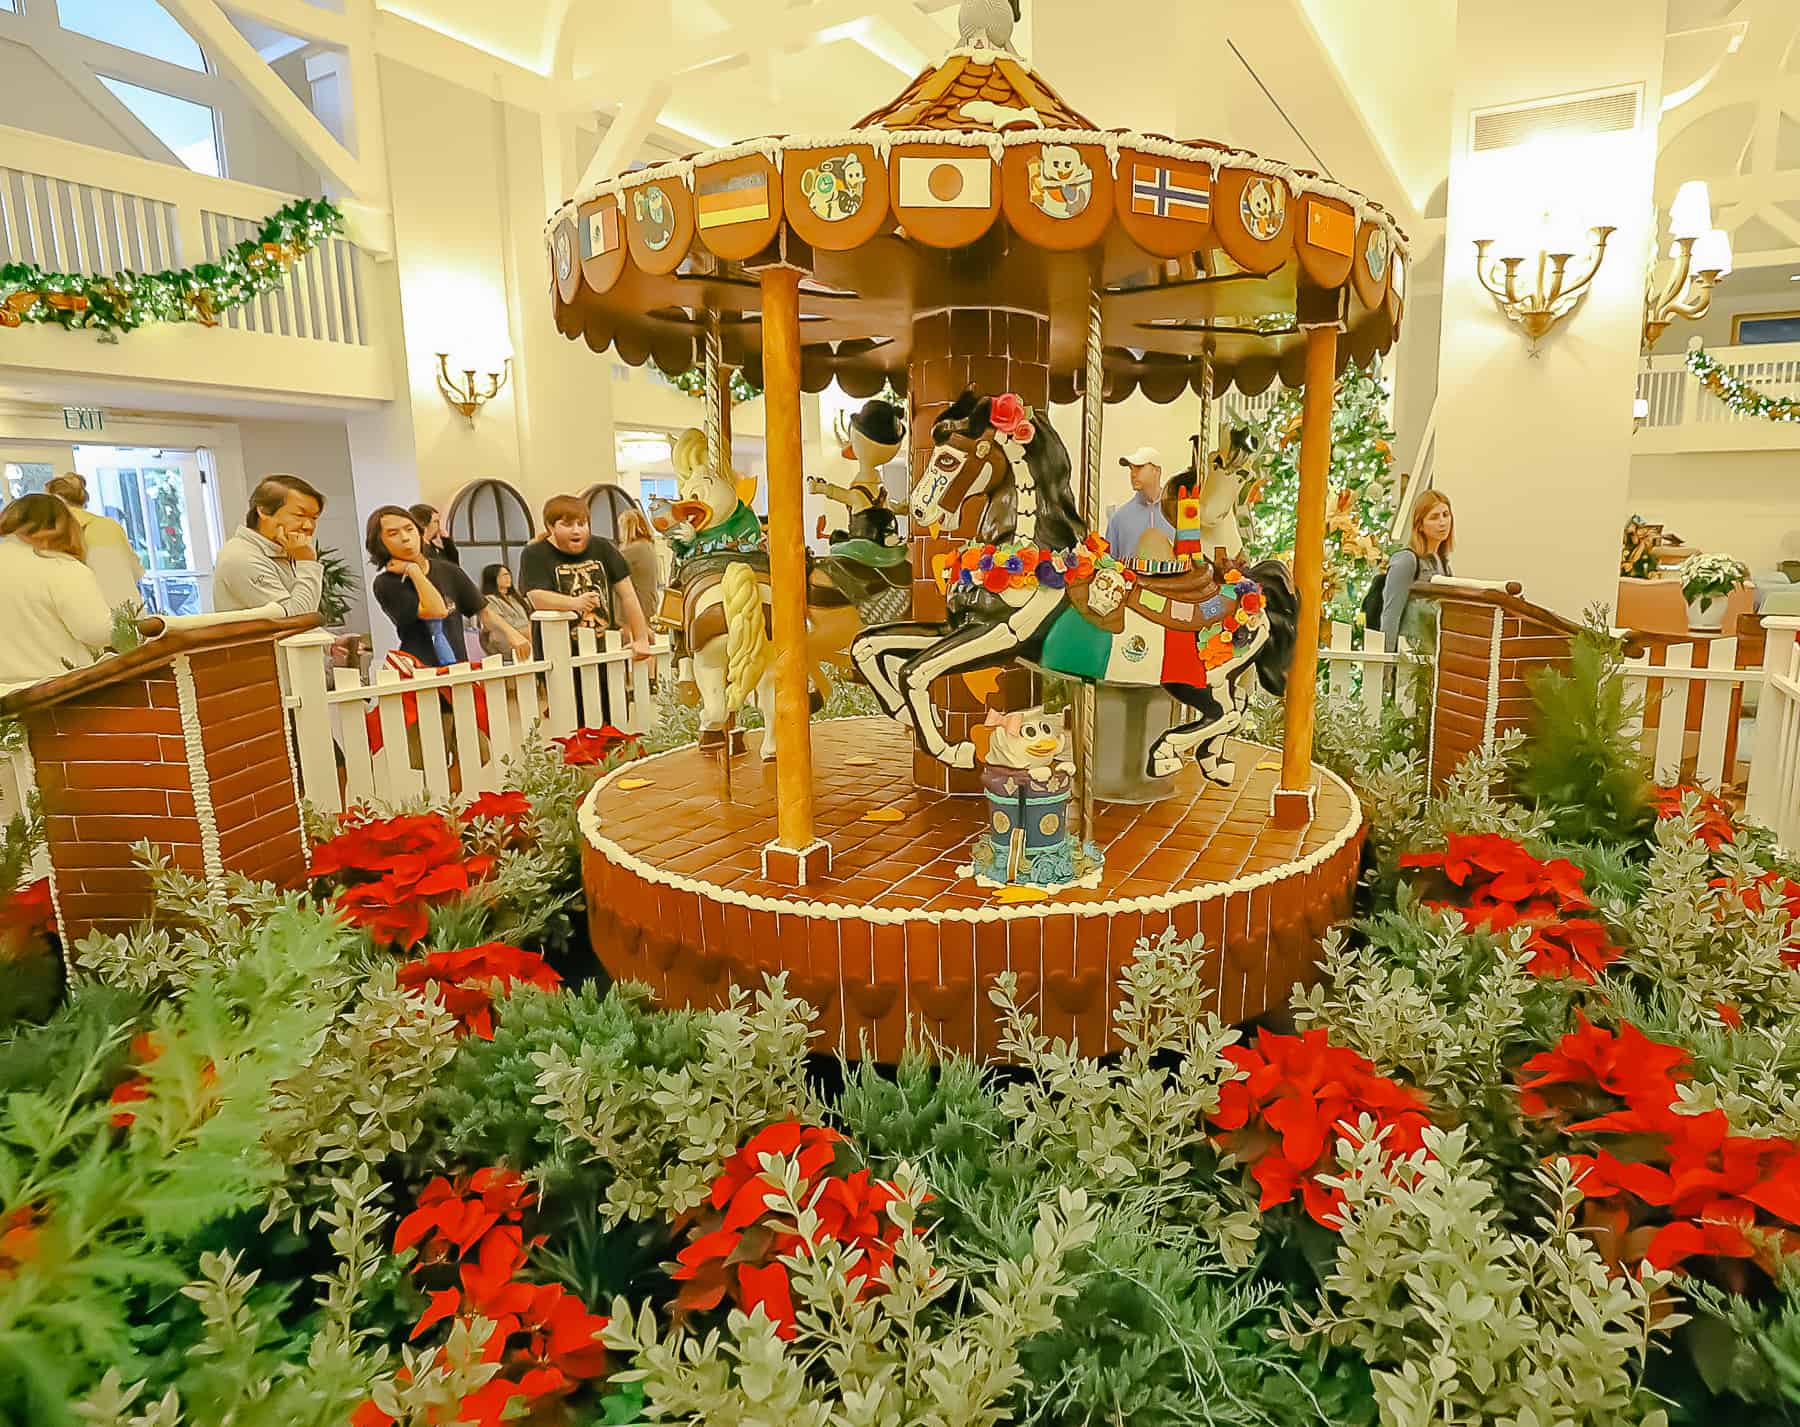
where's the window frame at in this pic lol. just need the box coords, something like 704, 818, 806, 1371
446, 478, 536, 578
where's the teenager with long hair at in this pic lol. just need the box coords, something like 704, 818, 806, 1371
1379, 489, 1455, 648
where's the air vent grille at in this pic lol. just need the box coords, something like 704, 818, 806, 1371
1471, 87, 1641, 153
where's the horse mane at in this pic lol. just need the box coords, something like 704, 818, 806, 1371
936, 385, 1087, 550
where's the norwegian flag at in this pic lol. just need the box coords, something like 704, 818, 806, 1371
1131, 164, 1211, 223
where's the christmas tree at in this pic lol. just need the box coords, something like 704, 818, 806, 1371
1241, 362, 1399, 625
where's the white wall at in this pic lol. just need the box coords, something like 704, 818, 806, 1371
1431, 0, 1668, 622
1630, 451, 1800, 576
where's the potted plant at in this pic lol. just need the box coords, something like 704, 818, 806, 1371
1677, 552, 1749, 631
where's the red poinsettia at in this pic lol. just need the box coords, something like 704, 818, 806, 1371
1401, 832, 1620, 982
1519, 1015, 1800, 1279
0, 1204, 43, 1279
554, 725, 641, 767
463, 789, 534, 830
333, 852, 496, 950
0, 878, 53, 955
395, 943, 562, 1039
671, 1122, 915, 1339
1207, 1029, 1433, 1229
309, 811, 464, 883
396, 1168, 535, 1263
365, 1165, 611, 1427
1651, 783, 1737, 850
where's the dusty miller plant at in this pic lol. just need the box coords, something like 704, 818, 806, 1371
1612, 806, 1800, 1024
604, 1156, 1098, 1427
1292, 1125, 1679, 1427
984, 930, 1259, 1261
532, 973, 820, 1225
260, 965, 460, 1226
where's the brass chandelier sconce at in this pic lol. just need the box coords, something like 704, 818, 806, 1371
1642, 181, 1732, 352
1473, 225, 1615, 349
435, 352, 512, 425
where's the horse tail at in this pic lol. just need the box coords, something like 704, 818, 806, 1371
722, 560, 770, 712
1248, 559, 1298, 696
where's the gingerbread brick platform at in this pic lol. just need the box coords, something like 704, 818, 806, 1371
1, 614, 317, 938
581, 718, 1363, 1059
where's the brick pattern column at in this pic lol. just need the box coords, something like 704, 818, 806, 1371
27, 639, 309, 938
907, 306, 1049, 795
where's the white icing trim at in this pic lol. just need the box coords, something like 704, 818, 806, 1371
11, 747, 71, 950
173, 654, 224, 885
1267, 782, 1316, 821
1484, 608, 1503, 745
276, 665, 310, 867
1427, 615, 1443, 776
547, 120, 1409, 261
578, 727, 1362, 929
760, 837, 832, 881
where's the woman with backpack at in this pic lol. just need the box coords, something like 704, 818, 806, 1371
1374, 489, 1454, 648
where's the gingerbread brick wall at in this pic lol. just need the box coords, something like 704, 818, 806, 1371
9, 618, 316, 939
1428, 598, 1575, 790
30, 666, 205, 936
907, 305, 1049, 793
189, 642, 308, 888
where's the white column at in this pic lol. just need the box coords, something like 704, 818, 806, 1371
1432, 0, 1667, 621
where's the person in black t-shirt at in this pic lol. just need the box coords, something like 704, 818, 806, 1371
367, 506, 528, 666
517, 494, 655, 661
410, 503, 460, 569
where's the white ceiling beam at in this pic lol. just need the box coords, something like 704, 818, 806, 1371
158, 0, 372, 198
204, 0, 353, 48
557, 0, 877, 111
576, 78, 674, 191
372, 10, 555, 109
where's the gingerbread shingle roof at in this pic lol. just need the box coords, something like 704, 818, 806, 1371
853, 52, 1095, 132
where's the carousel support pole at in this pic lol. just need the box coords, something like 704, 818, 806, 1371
1075, 285, 1104, 845
756, 264, 829, 885
1273, 323, 1339, 829
1198, 346, 1214, 486
704, 313, 742, 766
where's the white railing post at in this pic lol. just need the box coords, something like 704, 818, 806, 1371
536, 611, 579, 738
280, 629, 341, 816
1747, 617, 1800, 851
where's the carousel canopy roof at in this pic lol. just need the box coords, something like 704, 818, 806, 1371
545, 45, 1408, 403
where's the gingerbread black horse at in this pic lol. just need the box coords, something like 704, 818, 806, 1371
851, 390, 1297, 782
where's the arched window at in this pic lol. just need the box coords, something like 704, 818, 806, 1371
583, 482, 643, 543
447, 478, 534, 578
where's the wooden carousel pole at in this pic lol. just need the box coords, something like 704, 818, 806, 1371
705, 313, 728, 480
757, 264, 827, 883
1075, 285, 1104, 843
1273, 323, 1340, 829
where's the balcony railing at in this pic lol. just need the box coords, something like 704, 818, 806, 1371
1635, 341, 1800, 451
0, 125, 390, 402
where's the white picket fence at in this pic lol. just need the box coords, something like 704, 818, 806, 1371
1317, 614, 1800, 850
278, 612, 673, 816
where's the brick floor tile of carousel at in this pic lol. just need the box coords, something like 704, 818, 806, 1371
580, 718, 1363, 1061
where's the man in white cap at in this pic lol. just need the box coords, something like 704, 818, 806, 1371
1105, 446, 1176, 559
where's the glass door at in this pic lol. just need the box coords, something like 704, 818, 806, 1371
74, 446, 217, 615
1, 444, 76, 501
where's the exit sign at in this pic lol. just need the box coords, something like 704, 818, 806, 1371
62, 406, 104, 431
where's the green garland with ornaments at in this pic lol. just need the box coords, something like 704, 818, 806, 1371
1686, 345, 1800, 423
658, 361, 762, 405
0, 197, 343, 343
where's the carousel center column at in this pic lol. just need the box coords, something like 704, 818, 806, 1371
907, 304, 1047, 796
756, 262, 830, 884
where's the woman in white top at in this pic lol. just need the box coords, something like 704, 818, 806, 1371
0, 494, 119, 693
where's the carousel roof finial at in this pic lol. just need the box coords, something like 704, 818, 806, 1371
959, 0, 1023, 54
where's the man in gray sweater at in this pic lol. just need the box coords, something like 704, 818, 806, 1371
213, 474, 326, 617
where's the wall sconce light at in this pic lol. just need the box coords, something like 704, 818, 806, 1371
1473, 224, 1615, 349
435, 352, 511, 425
1642, 180, 1732, 351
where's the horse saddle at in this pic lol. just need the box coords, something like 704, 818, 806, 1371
1067, 562, 1230, 636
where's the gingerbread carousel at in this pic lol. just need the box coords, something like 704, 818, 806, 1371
550, 7, 1406, 1058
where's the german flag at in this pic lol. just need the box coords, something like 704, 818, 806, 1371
696, 171, 770, 229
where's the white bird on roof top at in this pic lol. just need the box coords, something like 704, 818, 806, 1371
959, 0, 1022, 54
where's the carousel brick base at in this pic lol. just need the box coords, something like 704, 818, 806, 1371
581, 719, 1363, 1060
